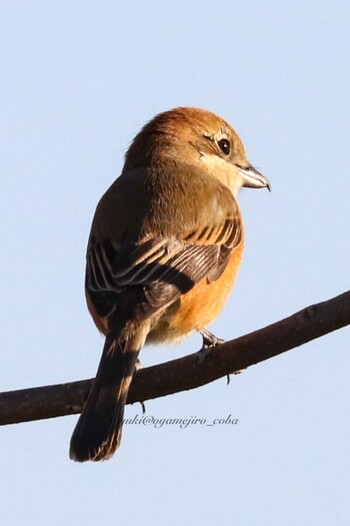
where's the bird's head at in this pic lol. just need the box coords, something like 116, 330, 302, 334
124, 107, 270, 196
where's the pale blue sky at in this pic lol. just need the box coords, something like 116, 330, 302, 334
1, 1, 349, 525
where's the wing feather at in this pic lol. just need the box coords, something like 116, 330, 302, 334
86, 185, 242, 322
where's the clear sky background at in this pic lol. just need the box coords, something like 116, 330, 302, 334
1, 1, 349, 525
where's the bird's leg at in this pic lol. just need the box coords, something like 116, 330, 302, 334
198, 328, 243, 384
199, 328, 225, 348
134, 358, 146, 414
196, 328, 225, 369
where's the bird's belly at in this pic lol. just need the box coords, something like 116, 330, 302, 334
146, 243, 244, 344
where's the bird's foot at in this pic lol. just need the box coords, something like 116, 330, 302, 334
195, 328, 225, 365
135, 358, 143, 371
199, 328, 225, 349
198, 329, 243, 384
227, 368, 246, 384
134, 359, 146, 413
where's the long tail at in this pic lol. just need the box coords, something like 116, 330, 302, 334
70, 322, 149, 462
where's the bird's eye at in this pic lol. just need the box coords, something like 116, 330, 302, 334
218, 138, 230, 155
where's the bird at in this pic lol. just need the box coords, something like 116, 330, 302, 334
69, 106, 270, 462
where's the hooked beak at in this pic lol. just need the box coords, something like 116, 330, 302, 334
236, 163, 271, 192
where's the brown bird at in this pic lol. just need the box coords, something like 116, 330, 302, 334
70, 107, 270, 462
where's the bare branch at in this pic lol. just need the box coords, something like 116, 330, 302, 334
0, 291, 349, 426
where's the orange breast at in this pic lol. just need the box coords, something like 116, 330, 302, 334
87, 240, 244, 344
147, 240, 244, 343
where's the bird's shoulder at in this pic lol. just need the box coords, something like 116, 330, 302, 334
86, 164, 243, 322
91, 162, 240, 245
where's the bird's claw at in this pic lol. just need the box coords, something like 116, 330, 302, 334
199, 328, 225, 349
197, 329, 243, 384
135, 358, 143, 371
134, 360, 145, 412
195, 328, 225, 364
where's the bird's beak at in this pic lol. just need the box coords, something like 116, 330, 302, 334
236, 163, 271, 192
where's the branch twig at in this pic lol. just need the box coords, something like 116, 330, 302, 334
0, 291, 349, 426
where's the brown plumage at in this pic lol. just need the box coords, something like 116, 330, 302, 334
70, 107, 270, 462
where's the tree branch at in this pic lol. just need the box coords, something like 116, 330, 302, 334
0, 291, 349, 426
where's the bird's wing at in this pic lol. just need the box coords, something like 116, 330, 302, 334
87, 202, 242, 322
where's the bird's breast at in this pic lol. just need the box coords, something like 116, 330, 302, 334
146, 240, 244, 345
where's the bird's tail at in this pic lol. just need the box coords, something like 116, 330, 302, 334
69, 321, 149, 462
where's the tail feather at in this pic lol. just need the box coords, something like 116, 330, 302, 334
70, 322, 148, 462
